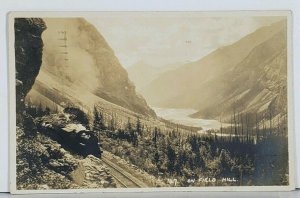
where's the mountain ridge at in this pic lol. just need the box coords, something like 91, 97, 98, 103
141, 20, 287, 120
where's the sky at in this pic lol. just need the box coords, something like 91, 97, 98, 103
86, 13, 284, 68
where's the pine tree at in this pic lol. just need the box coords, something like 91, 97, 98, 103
126, 117, 138, 146
166, 143, 176, 173
93, 106, 105, 131
175, 150, 186, 175
99, 111, 105, 130
126, 117, 132, 132
109, 113, 116, 131
152, 127, 159, 147
153, 151, 160, 169
136, 117, 142, 136
93, 106, 100, 131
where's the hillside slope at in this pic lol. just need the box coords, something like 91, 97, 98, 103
141, 20, 287, 119
27, 18, 155, 117
192, 30, 287, 119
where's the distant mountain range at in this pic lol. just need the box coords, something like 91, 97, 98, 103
140, 20, 287, 119
26, 18, 155, 117
126, 61, 182, 91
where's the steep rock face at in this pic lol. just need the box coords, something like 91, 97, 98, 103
141, 20, 287, 119
28, 18, 155, 117
15, 18, 46, 112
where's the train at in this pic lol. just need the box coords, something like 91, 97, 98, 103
36, 120, 102, 158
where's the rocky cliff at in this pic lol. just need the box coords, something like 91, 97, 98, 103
15, 18, 46, 112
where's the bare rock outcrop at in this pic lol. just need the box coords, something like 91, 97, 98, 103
15, 18, 46, 113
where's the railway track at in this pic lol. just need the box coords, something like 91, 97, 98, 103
101, 155, 148, 188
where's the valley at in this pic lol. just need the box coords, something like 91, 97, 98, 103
14, 15, 290, 189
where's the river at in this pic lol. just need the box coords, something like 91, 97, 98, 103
153, 107, 257, 143
152, 107, 225, 131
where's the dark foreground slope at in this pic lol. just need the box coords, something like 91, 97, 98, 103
15, 18, 116, 190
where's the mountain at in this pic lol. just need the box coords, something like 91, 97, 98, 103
26, 18, 155, 117
127, 61, 182, 91
141, 20, 287, 119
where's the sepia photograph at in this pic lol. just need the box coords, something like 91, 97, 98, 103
9, 11, 294, 193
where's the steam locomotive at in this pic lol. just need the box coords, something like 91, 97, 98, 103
36, 121, 102, 158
